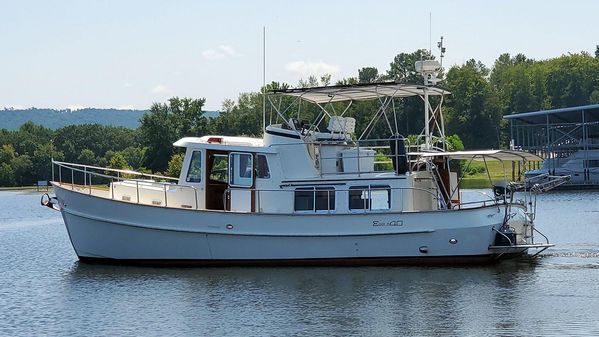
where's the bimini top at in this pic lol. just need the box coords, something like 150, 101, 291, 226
270, 82, 451, 104
415, 150, 543, 162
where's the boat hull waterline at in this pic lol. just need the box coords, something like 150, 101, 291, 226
54, 184, 529, 265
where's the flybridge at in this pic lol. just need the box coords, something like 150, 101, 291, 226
267, 81, 450, 150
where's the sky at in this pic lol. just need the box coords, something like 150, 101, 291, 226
1, 0, 598, 111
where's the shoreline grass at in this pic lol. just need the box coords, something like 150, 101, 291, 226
0, 186, 52, 192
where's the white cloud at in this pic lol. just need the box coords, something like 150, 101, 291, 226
123, 82, 133, 88
218, 45, 237, 56
201, 45, 238, 60
202, 49, 225, 60
118, 105, 135, 110
151, 84, 170, 94
67, 105, 84, 111
3, 104, 25, 110
285, 60, 340, 77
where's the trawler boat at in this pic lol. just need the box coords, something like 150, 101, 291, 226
42, 61, 567, 265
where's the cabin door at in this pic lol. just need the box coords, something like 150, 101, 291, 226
228, 152, 254, 212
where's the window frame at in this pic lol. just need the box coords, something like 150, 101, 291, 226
349, 185, 391, 211
185, 150, 203, 183
293, 186, 336, 213
229, 152, 254, 188
256, 154, 271, 179
209, 153, 229, 184
586, 159, 599, 168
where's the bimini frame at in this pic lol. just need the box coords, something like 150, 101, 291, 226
267, 82, 450, 149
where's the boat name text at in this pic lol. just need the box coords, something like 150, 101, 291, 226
372, 220, 403, 227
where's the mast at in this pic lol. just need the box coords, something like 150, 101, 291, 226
424, 84, 431, 149
262, 26, 266, 135
415, 60, 442, 150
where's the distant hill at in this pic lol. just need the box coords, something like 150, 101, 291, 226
0, 108, 220, 130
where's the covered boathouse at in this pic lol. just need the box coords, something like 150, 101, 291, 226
504, 104, 599, 188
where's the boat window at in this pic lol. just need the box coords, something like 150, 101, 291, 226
587, 160, 599, 168
349, 185, 391, 210
229, 152, 253, 187
294, 188, 314, 211
209, 154, 228, 184
185, 151, 202, 183
294, 187, 335, 212
370, 186, 391, 210
257, 154, 270, 179
315, 187, 335, 211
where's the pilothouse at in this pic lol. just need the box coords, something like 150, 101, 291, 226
43, 60, 568, 265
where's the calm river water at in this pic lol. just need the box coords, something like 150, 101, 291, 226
1, 190, 599, 336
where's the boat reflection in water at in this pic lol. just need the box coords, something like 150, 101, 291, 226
65, 260, 542, 335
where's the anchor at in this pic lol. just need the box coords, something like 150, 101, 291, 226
40, 193, 60, 211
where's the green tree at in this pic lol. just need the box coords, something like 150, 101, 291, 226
108, 152, 130, 170
387, 49, 435, 83
0, 145, 17, 186
53, 124, 137, 163
0, 163, 15, 186
77, 149, 96, 165
335, 77, 358, 85
0, 144, 32, 186
121, 146, 147, 169
445, 59, 502, 148
209, 92, 265, 137
165, 153, 184, 178
590, 90, 599, 104
358, 67, 379, 83
139, 97, 207, 171
31, 143, 64, 182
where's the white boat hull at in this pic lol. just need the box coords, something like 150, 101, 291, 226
54, 185, 523, 265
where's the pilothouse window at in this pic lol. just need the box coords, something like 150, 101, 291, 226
349, 185, 391, 210
209, 154, 228, 183
185, 151, 202, 183
229, 152, 253, 187
294, 187, 335, 212
257, 154, 270, 179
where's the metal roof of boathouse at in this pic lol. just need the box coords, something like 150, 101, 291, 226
504, 103, 599, 124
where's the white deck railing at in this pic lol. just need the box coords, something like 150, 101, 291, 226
51, 160, 516, 214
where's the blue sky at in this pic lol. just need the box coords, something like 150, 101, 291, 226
1, 0, 598, 111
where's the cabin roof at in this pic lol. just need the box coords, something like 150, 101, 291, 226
270, 82, 450, 104
175, 136, 263, 147
174, 136, 277, 153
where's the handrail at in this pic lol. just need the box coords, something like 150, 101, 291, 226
452, 190, 498, 210
533, 226, 551, 245
52, 160, 178, 181
52, 160, 198, 210
52, 160, 517, 214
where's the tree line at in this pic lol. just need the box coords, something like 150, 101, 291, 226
1, 48, 599, 186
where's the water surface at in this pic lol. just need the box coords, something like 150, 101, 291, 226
1, 190, 599, 336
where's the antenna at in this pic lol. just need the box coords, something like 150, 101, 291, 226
437, 36, 446, 71
262, 26, 266, 135
429, 12, 432, 54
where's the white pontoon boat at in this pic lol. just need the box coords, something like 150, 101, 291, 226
43, 61, 568, 265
